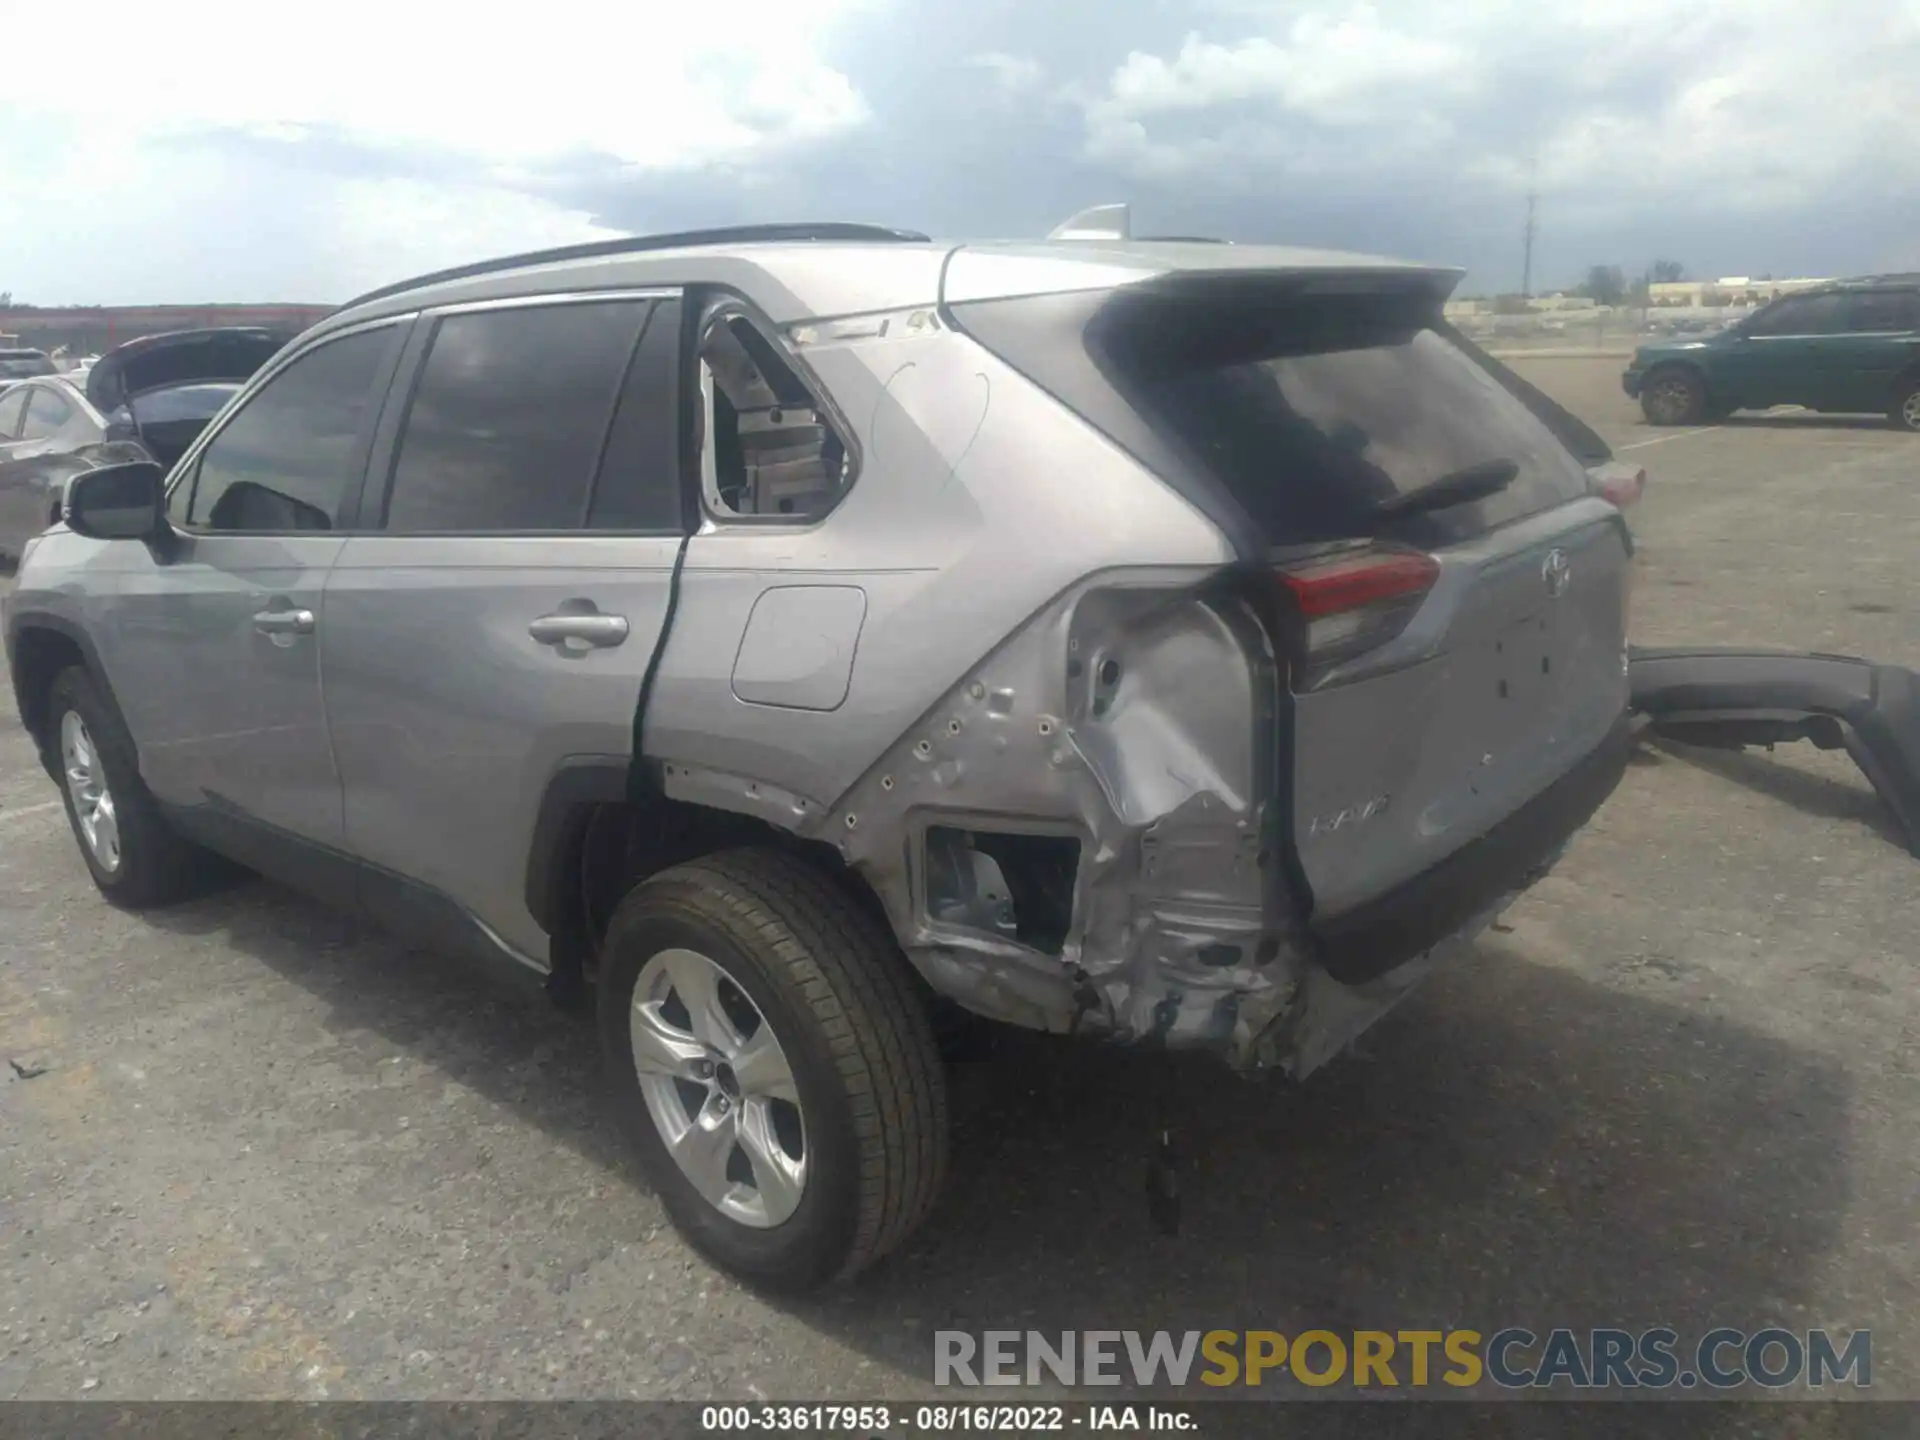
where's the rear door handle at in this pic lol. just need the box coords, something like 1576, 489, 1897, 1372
253, 608, 315, 636
529, 612, 629, 649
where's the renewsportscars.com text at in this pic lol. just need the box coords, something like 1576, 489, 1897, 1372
933, 1328, 1871, 1391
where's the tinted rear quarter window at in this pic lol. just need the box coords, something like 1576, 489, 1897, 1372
382, 299, 654, 532
186, 326, 395, 532
1847, 290, 1920, 333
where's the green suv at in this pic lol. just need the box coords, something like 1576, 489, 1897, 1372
1623, 275, 1920, 430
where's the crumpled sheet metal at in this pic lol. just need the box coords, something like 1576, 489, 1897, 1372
806, 571, 1462, 1076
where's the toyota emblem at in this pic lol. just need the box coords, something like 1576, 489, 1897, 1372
1542, 548, 1571, 598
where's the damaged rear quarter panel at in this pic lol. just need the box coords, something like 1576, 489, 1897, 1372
644, 315, 1462, 1076
817, 571, 1307, 1066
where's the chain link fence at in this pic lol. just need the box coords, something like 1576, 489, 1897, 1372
1449, 305, 1760, 356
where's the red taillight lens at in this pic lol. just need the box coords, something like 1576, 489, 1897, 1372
1590, 462, 1647, 509
1272, 545, 1440, 688
1276, 549, 1441, 618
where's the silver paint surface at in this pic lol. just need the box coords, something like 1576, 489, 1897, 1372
730, 585, 868, 712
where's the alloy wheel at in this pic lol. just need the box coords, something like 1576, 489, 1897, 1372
1648, 375, 1695, 424
630, 947, 808, 1227
1902, 389, 1920, 431
60, 711, 121, 872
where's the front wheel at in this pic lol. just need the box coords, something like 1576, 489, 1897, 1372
1640, 367, 1708, 425
45, 666, 229, 907
597, 848, 948, 1290
1892, 379, 1920, 432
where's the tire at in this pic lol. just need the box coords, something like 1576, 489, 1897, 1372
597, 848, 948, 1290
1892, 378, 1920, 433
44, 666, 228, 907
1640, 367, 1708, 425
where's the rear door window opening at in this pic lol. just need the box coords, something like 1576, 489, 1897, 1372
694, 301, 851, 523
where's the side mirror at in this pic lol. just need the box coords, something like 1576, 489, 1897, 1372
64, 460, 168, 542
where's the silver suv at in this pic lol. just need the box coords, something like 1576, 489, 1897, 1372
4, 215, 1633, 1290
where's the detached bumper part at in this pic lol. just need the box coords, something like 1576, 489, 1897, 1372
1628, 646, 1920, 857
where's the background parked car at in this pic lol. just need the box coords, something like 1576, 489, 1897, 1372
1624, 273, 1920, 428
0, 347, 58, 393
0, 328, 289, 568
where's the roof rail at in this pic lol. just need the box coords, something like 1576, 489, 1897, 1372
1137, 234, 1232, 244
338, 222, 933, 312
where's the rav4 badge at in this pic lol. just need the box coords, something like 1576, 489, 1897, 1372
1308, 795, 1391, 837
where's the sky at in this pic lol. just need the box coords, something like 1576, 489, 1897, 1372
2, 0, 1917, 305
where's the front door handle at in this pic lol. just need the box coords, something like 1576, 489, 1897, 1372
529, 612, 629, 649
253, 608, 316, 636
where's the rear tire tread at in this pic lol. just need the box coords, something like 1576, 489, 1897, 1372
1640, 365, 1708, 426
609, 848, 947, 1283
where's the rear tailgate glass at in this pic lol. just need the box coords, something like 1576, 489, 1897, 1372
950, 276, 1594, 551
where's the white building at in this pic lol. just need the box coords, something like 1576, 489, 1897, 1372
1646, 276, 1831, 307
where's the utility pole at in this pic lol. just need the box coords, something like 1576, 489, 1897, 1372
1520, 160, 1538, 300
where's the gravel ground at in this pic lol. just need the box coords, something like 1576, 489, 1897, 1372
2, 358, 1917, 1404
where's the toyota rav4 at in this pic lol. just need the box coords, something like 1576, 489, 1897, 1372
4, 213, 1633, 1290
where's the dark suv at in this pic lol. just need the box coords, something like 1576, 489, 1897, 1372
1624, 275, 1920, 429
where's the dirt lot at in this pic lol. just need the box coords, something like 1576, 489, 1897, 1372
3, 357, 1918, 1403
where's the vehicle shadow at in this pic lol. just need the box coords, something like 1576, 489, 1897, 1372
785, 946, 1853, 1398
1720, 413, 1893, 431
141, 885, 1852, 1403
1649, 734, 1908, 851
141, 885, 629, 1178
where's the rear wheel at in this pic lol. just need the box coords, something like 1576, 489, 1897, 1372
1640, 367, 1708, 425
597, 848, 948, 1290
45, 666, 228, 907
1892, 378, 1920, 432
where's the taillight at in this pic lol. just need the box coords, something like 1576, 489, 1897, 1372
1590, 462, 1647, 509
1272, 544, 1440, 689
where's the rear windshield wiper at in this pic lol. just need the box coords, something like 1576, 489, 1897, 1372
1372, 458, 1518, 521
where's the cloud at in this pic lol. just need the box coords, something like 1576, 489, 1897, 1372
1050, 0, 1920, 285
967, 52, 1047, 97
1102, 17, 1469, 124
7, 0, 875, 172
4, 0, 1918, 302
1078, 1, 1920, 213
2, 0, 875, 302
